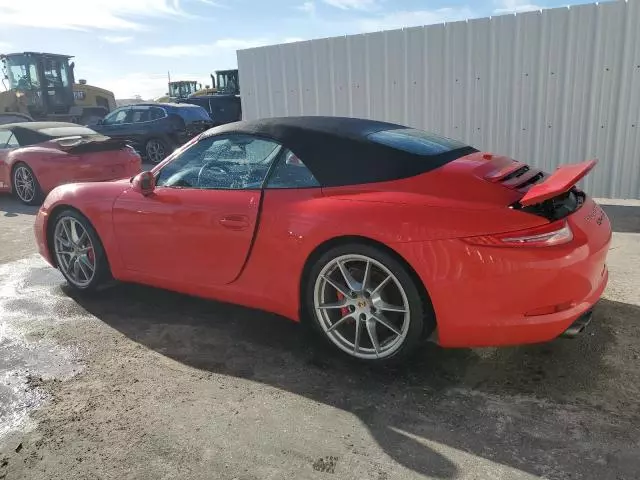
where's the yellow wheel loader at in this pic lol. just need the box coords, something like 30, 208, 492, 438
0, 52, 116, 125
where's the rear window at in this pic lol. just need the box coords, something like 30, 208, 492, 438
178, 106, 211, 122
37, 126, 99, 137
368, 128, 469, 156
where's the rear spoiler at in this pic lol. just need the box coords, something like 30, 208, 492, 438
519, 160, 597, 207
54, 135, 131, 154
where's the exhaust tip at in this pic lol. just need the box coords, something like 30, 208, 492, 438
561, 310, 593, 338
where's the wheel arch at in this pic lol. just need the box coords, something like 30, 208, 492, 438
46, 204, 112, 272
298, 235, 436, 331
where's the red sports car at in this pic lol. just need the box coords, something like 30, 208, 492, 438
0, 122, 142, 205
33, 117, 611, 363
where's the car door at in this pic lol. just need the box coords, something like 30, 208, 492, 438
94, 107, 132, 139
0, 129, 20, 191
126, 105, 160, 145
112, 133, 283, 286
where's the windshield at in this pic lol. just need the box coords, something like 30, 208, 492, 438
216, 72, 238, 93
42, 57, 71, 89
367, 128, 470, 156
4, 54, 40, 91
169, 81, 198, 98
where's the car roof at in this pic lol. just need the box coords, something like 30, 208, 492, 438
127, 103, 203, 109
203, 116, 477, 187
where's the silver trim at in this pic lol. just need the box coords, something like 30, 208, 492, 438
313, 254, 411, 360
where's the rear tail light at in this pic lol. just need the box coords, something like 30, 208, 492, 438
463, 220, 573, 247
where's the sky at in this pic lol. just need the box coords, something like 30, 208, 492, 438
0, 0, 604, 100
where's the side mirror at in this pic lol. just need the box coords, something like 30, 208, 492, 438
96, 118, 104, 125
131, 171, 156, 196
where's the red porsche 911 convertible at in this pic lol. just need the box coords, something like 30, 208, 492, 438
34, 117, 611, 363
0, 122, 142, 205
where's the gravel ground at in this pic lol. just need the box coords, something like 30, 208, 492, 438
0, 193, 638, 480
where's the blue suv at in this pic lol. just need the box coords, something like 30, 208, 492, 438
91, 103, 213, 163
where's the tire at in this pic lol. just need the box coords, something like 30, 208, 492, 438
12, 163, 43, 205
50, 209, 111, 292
145, 138, 169, 164
304, 243, 434, 364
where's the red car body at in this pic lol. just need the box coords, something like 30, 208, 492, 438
0, 122, 141, 203
34, 117, 611, 349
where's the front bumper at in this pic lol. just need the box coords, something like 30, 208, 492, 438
34, 207, 54, 267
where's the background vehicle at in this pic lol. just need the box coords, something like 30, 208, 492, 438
0, 52, 116, 124
156, 80, 202, 102
0, 112, 33, 125
91, 103, 213, 163
208, 69, 240, 95
0, 122, 141, 205
34, 117, 611, 364
178, 94, 241, 126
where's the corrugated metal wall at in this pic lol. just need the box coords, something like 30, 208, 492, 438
237, 1, 640, 199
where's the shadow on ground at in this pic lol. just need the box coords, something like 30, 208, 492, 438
68, 281, 639, 480
0, 195, 38, 217
601, 204, 640, 234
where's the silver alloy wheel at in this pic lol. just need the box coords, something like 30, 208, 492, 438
313, 254, 411, 360
13, 166, 35, 203
53, 216, 97, 288
146, 140, 165, 164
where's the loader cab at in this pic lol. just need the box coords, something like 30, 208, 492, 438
1, 52, 76, 118
168, 81, 201, 100
214, 69, 239, 95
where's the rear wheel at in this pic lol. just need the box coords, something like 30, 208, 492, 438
145, 138, 168, 164
12, 163, 43, 205
306, 243, 432, 364
52, 209, 110, 291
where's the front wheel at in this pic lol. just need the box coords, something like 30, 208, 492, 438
52, 209, 111, 291
305, 244, 433, 364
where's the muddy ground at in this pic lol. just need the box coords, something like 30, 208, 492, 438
0, 195, 639, 480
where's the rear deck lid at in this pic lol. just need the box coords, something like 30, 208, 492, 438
54, 135, 130, 154
518, 160, 597, 206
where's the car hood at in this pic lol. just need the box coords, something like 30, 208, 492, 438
43, 178, 132, 210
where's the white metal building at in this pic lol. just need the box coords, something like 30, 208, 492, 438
237, 1, 640, 199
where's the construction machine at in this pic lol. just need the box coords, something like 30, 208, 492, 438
156, 80, 202, 102
176, 69, 241, 125
0, 52, 116, 124
210, 69, 239, 95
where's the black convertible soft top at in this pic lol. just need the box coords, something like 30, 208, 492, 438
0, 122, 102, 147
207, 116, 478, 187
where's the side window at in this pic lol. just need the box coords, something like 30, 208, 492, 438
0, 131, 19, 149
266, 150, 320, 188
156, 134, 282, 190
103, 108, 129, 125
131, 107, 151, 123
150, 107, 166, 121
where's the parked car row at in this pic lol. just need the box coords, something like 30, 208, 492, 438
0, 102, 217, 205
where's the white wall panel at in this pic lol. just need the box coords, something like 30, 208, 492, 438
238, 1, 640, 199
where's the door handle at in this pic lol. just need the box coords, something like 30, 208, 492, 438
219, 215, 250, 230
